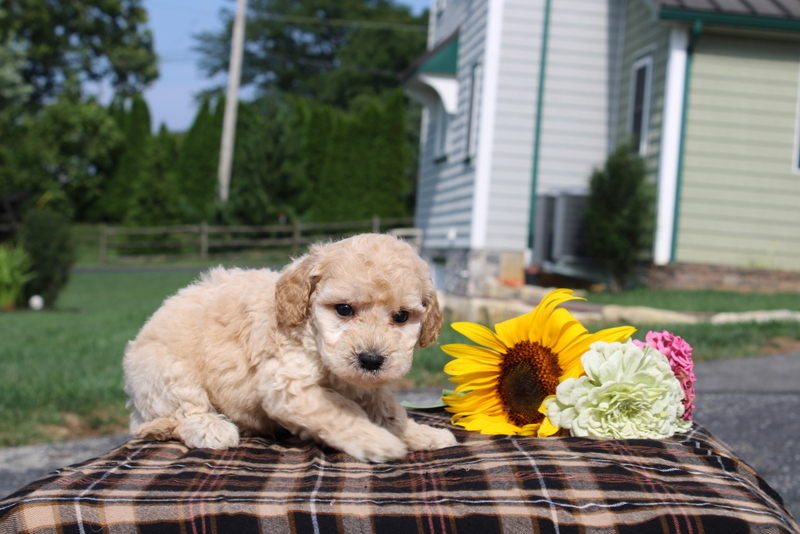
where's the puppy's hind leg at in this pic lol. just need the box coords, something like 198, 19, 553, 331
173, 413, 240, 450
125, 343, 240, 450
133, 417, 179, 442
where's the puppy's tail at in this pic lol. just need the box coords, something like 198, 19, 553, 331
132, 418, 179, 442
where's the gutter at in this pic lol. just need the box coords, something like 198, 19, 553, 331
528, 0, 552, 249
660, 8, 800, 33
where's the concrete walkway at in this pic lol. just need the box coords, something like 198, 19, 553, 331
1, 352, 799, 521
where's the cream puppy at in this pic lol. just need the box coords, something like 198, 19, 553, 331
123, 233, 457, 462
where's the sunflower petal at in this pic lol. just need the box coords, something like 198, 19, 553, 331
441, 343, 502, 363
453, 380, 498, 395
537, 417, 560, 437
480, 420, 522, 435
531, 289, 584, 342
444, 359, 498, 375
451, 322, 508, 353
519, 423, 543, 436
545, 308, 587, 351
494, 309, 536, 347
443, 390, 500, 412
448, 370, 499, 383
458, 414, 520, 435
559, 325, 637, 358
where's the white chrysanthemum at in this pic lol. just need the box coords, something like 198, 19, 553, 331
544, 341, 692, 439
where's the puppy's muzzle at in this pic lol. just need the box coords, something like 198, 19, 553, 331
358, 352, 385, 372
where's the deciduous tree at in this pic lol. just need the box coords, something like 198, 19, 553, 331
195, 0, 426, 109
0, 0, 157, 106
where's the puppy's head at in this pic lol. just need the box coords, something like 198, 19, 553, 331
275, 233, 442, 389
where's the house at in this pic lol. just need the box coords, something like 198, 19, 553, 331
402, 0, 800, 294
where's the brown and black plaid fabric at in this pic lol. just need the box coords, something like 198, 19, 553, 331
0, 411, 797, 533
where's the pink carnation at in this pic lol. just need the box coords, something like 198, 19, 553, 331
633, 331, 696, 420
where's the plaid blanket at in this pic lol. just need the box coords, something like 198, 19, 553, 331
0, 411, 796, 533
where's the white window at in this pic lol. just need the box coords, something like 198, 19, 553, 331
629, 54, 654, 156
466, 62, 482, 161
433, 101, 449, 161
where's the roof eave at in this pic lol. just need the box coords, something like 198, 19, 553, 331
659, 7, 800, 33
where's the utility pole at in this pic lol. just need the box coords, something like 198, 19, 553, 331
218, 0, 248, 203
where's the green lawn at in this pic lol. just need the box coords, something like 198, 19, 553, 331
584, 287, 800, 313
0, 270, 203, 446
1, 270, 798, 446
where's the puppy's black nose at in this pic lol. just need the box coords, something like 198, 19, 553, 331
358, 352, 385, 371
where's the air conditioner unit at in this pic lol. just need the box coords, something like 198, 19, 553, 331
552, 193, 590, 262
531, 191, 590, 264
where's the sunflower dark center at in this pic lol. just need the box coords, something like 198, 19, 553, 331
497, 340, 562, 427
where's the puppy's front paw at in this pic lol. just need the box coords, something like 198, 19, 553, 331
403, 420, 458, 451
174, 413, 240, 450
335, 427, 408, 463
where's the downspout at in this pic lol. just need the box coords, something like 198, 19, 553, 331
670, 20, 703, 262
528, 0, 553, 249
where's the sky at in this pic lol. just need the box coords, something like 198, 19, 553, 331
141, 0, 431, 132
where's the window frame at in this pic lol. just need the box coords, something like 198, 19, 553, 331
629, 53, 654, 156
433, 100, 449, 163
465, 62, 482, 163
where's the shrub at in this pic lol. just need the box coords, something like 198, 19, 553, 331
19, 208, 76, 308
0, 245, 34, 310
584, 143, 654, 292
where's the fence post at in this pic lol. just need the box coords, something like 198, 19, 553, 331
292, 220, 301, 256
99, 224, 107, 264
372, 215, 380, 233
200, 222, 209, 260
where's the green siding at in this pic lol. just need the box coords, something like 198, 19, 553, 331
676, 34, 800, 270
617, 0, 671, 181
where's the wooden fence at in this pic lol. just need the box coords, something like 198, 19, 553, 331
98, 216, 419, 263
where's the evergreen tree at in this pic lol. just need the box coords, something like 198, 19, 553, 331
312, 110, 357, 222
226, 95, 308, 225
125, 124, 181, 227
372, 89, 407, 218
584, 143, 654, 292
176, 96, 224, 222
103, 94, 152, 222
301, 102, 333, 215
309, 92, 408, 222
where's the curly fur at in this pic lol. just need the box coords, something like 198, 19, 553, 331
123, 233, 456, 462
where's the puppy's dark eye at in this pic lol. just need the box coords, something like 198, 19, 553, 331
335, 304, 354, 317
393, 310, 409, 324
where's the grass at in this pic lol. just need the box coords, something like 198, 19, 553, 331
583, 287, 800, 313
0, 270, 203, 446
1, 269, 798, 446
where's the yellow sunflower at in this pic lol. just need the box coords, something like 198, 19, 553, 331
442, 288, 636, 437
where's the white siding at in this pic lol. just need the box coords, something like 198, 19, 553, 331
417, 0, 489, 250
481, 0, 540, 251
536, 0, 623, 195
417, 0, 625, 254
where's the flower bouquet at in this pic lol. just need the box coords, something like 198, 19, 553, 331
441, 289, 696, 439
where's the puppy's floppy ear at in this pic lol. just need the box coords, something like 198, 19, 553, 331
275, 253, 320, 328
418, 287, 443, 348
